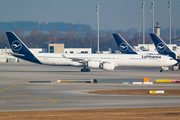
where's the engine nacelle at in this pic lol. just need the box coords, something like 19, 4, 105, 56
100, 63, 115, 70
85, 61, 100, 68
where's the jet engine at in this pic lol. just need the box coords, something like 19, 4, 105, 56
85, 61, 100, 68
99, 63, 115, 70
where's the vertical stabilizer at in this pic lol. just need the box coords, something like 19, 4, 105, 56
149, 33, 175, 59
6, 32, 41, 64
113, 34, 137, 54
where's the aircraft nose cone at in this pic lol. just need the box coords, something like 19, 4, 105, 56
174, 60, 178, 65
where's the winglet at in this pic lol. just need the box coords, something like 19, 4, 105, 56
62, 54, 68, 58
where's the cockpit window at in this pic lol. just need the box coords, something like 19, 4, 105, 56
170, 58, 174, 60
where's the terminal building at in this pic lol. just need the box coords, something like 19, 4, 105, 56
47, 44, 91, 54
134, 44, 180, 52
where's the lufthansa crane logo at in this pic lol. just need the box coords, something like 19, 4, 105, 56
119, 43, 128, 51
11, 40, 22, 51
157, 43, 166, 52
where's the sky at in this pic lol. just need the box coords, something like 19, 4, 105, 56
0, 0, 180, 30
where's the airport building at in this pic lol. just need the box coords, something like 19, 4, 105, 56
134, 44, 180, 52
47, 44, 91, 54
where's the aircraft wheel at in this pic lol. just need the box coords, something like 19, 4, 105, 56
160, 69, 164, 72
86, 68, 90, 72
81, 69, 85, 72
81, 68, 90, 72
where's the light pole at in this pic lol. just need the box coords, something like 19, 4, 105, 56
93, 6, 99, 53
138, 3, 145, 44
164, 1, 171, 44
148, 2, 154, 33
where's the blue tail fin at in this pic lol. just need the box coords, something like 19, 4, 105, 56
6, 32, 31, 54
6, 32, 41, 64
113, 34, 137, 54
149, 33, 176, 58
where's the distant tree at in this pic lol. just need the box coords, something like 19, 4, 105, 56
99, 32, 117, 51
2, 24, 180, 51
82, 33, 92, 48
88, 33, 97, 52
14, 28, 25, 39
48, 28, 60, 43
0, 21, 93, 33
115, 30, 126, 36
125, 28, 138, 38
0, 31, 9, 48
26, 27, 48, 48
64, 28, 78, 48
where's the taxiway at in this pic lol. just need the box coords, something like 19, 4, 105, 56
0, 63, 180, 111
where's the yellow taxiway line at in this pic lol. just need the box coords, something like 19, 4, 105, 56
0, 83, 18, 93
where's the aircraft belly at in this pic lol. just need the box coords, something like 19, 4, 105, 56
68, 62, 83, 66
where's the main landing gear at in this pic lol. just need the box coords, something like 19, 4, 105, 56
81, 67, 90, 72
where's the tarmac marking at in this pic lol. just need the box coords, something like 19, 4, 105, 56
0, 94, 20, 99
0, 84, 56, 107
0, 84, 18, 93
77, 90, 93, 94
21, 94, 57, 105
0, 93, 57, 108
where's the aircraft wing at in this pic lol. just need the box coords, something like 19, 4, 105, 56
5, 52, 25, 56
62, 54, 112, 64
62, 54, 88, 63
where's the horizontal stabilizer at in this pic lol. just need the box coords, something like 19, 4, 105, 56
6, 52, 25, 56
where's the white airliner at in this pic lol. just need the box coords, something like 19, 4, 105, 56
6, 32, 177, 72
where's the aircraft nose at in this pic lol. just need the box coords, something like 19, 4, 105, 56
173, 60, 178, 65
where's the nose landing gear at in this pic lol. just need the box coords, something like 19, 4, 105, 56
160, 69, 164, 72
160, 67, 164, 72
